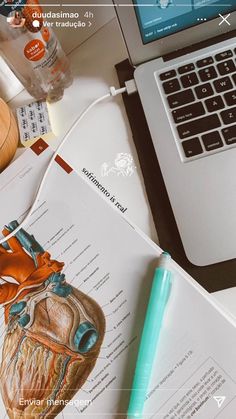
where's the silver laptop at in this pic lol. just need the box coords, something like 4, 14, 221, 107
115, 1, 236, 267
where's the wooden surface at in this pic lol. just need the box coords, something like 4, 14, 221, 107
0, 99, 11, 147
116, 59, 236, 293
0, 99, 19, 171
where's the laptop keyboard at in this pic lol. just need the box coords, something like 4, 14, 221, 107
158, 48, 236, 161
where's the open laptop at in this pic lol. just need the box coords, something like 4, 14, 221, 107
115, 1, 236, 267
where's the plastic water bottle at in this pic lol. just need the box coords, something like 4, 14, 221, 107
0, 1, 73, 102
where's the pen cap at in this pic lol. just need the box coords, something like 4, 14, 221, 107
158, 251, 171, 269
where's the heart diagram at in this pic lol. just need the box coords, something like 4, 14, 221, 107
0, 221, 105, 418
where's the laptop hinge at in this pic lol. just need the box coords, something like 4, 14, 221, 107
163, 30, 236, 62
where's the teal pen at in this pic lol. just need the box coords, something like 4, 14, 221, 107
127, 251, 172, 419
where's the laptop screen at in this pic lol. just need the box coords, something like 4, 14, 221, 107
134, 1, 235, 44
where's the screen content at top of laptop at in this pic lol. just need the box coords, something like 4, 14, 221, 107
134, 0, 235, 44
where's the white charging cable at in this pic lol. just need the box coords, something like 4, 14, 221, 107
0, 84, 131, 245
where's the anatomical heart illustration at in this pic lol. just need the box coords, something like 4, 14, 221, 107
0, 221, 105, 418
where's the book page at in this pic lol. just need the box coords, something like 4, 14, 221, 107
0, 143, 236, 419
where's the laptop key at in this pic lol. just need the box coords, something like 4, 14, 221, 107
214, 76, 233, 93
199, 66, 217, 82
224, 90, 236, 106
181, 72, 199, 88
159, 69, 176, 81
167, 89, 195, 109
178, 63, 195, 74
217, 59, 236, 75
205, 96, 225, 112
222, 125, 236, 144
202, 131, 223, 151
232, 74, 236, 85
163, 78, 181, 94
182, 138, 203, 157
196, 57, 214, 68
172, 102, 205, 123
195, 83, 214, 99
221, 107, 236, 125
215, 50, 233, 61
177, 114, 221, 139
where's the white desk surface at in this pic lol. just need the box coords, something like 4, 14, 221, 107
6, 17, 236, 318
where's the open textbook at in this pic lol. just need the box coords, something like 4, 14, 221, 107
0, 140, 236, 419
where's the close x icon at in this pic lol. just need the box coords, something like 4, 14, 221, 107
219, 13, 231, 26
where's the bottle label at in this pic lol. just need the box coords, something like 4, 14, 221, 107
0, 0, 27, 17
23, 32, 64, 85
24, 39, 45, 61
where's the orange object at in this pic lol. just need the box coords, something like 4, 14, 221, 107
23, 0, 43, 33
0, 227, 64, 322
24, 39, 45, 61
0, 222, 105, 418
42, 28, 50, 43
